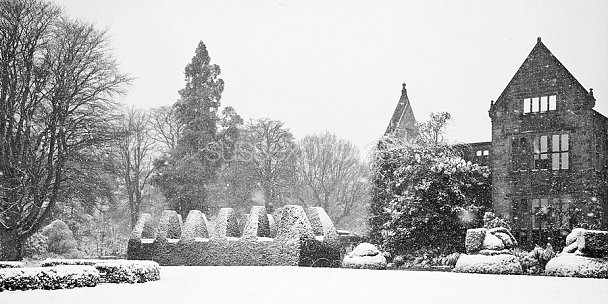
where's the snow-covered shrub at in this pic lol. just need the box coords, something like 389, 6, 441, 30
394, 250, 461, 269
0, 262, 23, 269
40, 259, 160, 283
95, 260, 160, 283
517, 254, 541, 275
454, 254, 523, 274
444, 252, 461, 267
342, 243, 387, 270
22, 232, 48, 259
0, 266, 99, 291
393, 255, 405, 267
41, 259, 104, 267
512, 245, 555, 275
545, 255, 608, 278
483, 212, 512, 231
369, 137, 492, 255
42, 219, 78, 255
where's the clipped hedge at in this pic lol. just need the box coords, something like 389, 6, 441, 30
129, 205, 342, 267
0, 265, 99, 291
0, 262, 24, 269
40, 259, 160, 284
96, 260, 160, 283
41, 259, 104, 267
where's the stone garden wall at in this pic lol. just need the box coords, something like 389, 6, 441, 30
127, 205, 341, 267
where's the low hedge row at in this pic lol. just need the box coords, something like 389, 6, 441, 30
0, 261, 24, 269
0, 266, 99, 291
41, 259, 104, 267
96, 261, 160, 283
41, 259, 160, 284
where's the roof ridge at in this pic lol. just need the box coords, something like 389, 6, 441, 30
495, 38, 589, 105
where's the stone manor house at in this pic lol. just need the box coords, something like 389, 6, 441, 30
386, 38, 608, 245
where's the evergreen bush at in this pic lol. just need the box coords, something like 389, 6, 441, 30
40, 259, 160, 283
42, 220, 78, 255
0, 266, 99, 291
369, 138, 492, 255
22, 232, 48, 259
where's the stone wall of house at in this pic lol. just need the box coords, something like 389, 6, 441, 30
488, 38, 607, 236
456, 142, 492, 167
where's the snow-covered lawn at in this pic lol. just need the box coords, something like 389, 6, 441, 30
1, 266, 607, 304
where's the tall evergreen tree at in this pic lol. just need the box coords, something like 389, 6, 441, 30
152, 42, 242, 217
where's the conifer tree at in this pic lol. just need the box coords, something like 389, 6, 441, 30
152, 42, 242, 217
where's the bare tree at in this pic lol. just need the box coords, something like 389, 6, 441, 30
415, 112, 451, 145
245, 118, 297, 212
209, 118, 297, 213
149, 106, 183, 153
294, 133, 369, 229
0, 0, 129, 260
118, 107, 155, 228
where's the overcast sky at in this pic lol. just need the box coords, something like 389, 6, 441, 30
55, 0, 608, 157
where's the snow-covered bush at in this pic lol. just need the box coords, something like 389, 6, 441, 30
454, 254, 523, 274
22, 232, 48, 259
545, 255, 608, 278
95, 261, 160, 283
512, 245, 556, 275
0, 266, 99, 291
41, 259, 103, 267
42, 219, 79, 255
393, 255, 405, 267
40, 259, 160, 283
444, 252, 461, 267
369, 137, 492, 254
0, 261, 23, 269
342, 243, 387, 270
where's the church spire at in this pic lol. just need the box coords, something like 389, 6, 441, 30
385, 83, 417, 140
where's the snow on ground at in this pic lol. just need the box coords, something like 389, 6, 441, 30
1, 266, 607, 304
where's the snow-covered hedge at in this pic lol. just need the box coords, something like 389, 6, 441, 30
41, 259, 105, 267
0, 265, 99, 291
0, 261, 24, 269
40, 259, 160, 283
545, 254, 608, 278
96, 261, 160, 283
454, 254, 523, 274
128, 206, 342, 267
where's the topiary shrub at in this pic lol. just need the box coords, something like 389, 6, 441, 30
95, 261, 160, 283
41, 259, 102, 267
156, 210, 183, 240
40, 259, 160, 283
213, 208, 240, 239
182, 210, 210, 241
0, 266, 99, 291
42, 220, 78, 255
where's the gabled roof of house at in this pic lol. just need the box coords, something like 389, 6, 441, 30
385, 83, 417, 139
495, 37, 591, 106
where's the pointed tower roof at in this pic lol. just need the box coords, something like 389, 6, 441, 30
492, 37, 594, 110
385, 83, 417, 140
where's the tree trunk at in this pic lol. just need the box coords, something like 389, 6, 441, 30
0, 230, 24, 261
